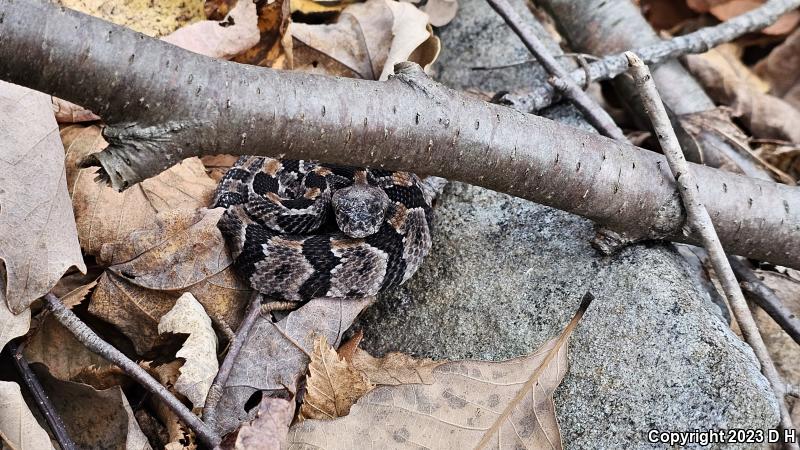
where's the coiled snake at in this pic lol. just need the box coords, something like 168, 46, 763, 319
213, 156, 433, 302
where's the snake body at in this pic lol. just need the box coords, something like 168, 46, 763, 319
213, 156, 433, 302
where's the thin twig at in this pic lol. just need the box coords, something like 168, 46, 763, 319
6, 339, 77, 450
202, 292, 297, 428
729, 257, 800, 346
506, 0, 800, 111
485, 0, 626, 140
626, 52, 798, 450
42, 293, 221, 449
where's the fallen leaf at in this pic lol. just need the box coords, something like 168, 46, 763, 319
63, 125, 217, 266
0, 81, 86, 314
59, 0, 206, 37
0, 381, 55, 450
24, 312, 112, 381
109, 208, 229, 290
213, 296, 374, 435
686, 47, 800, 144
291, 0, 356, 14
288, 294, 593, 449
350, 348, 445, 385
232, 0, 293, 68
158, 293, 219, 408
201, 154, 239, 182
289, 0, 438, 80
421, 0, 458, 26
299, 336, 373, 420
755, 27, 800, 111
162, 0, 260, 59
32, 363, 152, 450
88, 208, 248, 354
708, 0, 800, 35
754, 141, 800, 182
234, 396, 295, 450
51, 97, 100, 123
90, 271, 181, 354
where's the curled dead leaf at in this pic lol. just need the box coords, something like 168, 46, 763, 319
299, 336, 373, 420
162, 0, 260, 59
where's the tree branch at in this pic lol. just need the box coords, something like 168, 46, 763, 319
506, 0, 800, 112
0, 0, 798, 269
42, 293, 221, 449
484, 0, 626, 140
627, 53, 798, 449
7, 339, 77, 450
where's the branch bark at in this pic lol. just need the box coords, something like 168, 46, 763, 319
507, 0, 800, 114
484, 0, 626, 140
0, 0, 798, 268
627, 53, 798, 448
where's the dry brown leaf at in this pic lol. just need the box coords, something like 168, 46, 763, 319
201, 154, 239, 182
162, 0, 260, 59
232, 0, 293, 68
158, 293, 219, 408
708, 0, 800, 35
63, 125, 217, 265
755, 27, 800, 111
288, 295, 592, 449
350, 347, 445, 385
32, 363, 152, 450
145, 360, 197, 450
299, 336, 373, 420
90, 271, 181, 354
109, 208, 228, 290
24, 312, 112, 381
88, 208, 248, 354
686, 46, 800, 144
213, 296, 373, 435
290, 0, 438, 80
59, 0, 206, 37
754, 141, 800, 181
51, 97, 100, 123
0, 381, 55, 450
0, 82, 86, 314
235, 396, 295, 450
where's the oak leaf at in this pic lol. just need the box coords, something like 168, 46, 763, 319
289, 0, 439, 80
212, 296, 374, 435
288, 295, 592, 449
0, 82, 86, 313
158, 293, 219, 408
63, 125, 217, 266
299, 336, 373, 420
162, 0, 260, 59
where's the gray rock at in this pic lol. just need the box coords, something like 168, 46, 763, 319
353, 0, 780, 446
353, 183, 778, 449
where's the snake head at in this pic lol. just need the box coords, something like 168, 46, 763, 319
332, 184, 391, 238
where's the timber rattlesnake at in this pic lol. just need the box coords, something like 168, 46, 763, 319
213, 156, 433, 302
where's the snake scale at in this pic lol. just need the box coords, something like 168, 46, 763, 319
213, 156, 433, 302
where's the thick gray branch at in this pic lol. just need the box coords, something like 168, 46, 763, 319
0, 0, 798, 268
